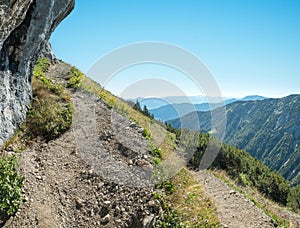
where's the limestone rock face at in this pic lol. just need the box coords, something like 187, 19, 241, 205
0, 0, 75, 145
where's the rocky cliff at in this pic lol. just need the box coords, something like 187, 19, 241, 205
0, 0, 75, 146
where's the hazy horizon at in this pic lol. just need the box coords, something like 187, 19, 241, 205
124, 93, 297, 100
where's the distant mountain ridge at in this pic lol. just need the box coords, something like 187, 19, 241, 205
167, 94, 300, 185
142, 95, 266, 121
128, 95, 266, 110
149, 102, 224, 121
241, 95, 266, 101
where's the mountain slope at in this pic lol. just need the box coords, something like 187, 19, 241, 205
1, 60, 222, 227
241, 95, 266, 101
2, 60, 287, 227
168, 95, 300, 184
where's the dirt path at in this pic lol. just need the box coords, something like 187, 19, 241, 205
192, 170, 275, 228
4, 65, 157, 227
73, 92, 153, 187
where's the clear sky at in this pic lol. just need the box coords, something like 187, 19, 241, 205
51, 0, 300, 98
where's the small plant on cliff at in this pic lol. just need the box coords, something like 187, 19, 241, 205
0, 156, 24, 218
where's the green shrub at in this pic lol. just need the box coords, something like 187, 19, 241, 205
33, 58, 65, 96
151, 146, 163, 159
154, 192, 181, 227
142, 127, 163, 161
152, 157, 161, 165
143, 128, 151, 140
162, 180, 175, 194
0, 156, 24, 218
27, 99, 73, 141
68, 67, 85, 89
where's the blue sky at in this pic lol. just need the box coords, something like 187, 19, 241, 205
51, 0, 300, 98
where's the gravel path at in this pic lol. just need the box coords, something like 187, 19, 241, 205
192, 170, 275, 228
4, 64, 157, 227
73, 92, 153, 187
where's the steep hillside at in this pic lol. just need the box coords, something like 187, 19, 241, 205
0, 60, 220, 227
1, 59, 288, 227
1, 2, 298, 228
186, 132, 300, 226
168, 96, 300, 184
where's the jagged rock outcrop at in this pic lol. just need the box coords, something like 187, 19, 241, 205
0, 0, 75, 146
